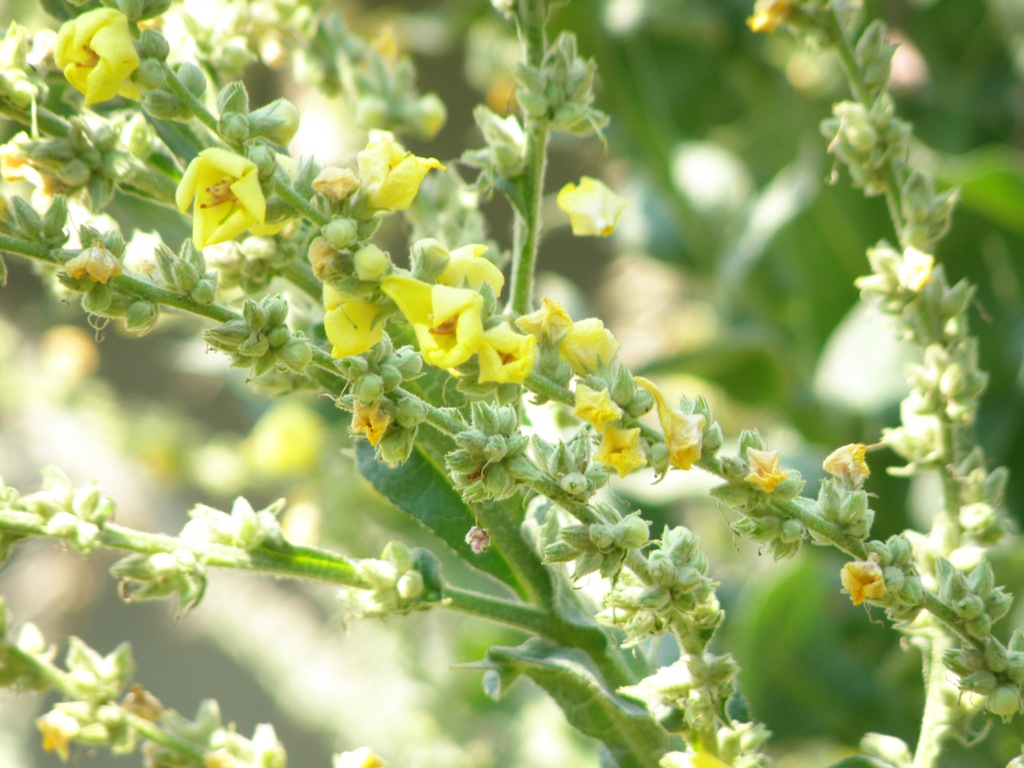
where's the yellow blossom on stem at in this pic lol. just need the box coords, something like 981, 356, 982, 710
323, 284, 387, 358
335, 746, 388, 768
662, 750, 732, 768
898, 246, 935, 292
381, 274, 484, 369
438, 244, 505, 295
176, 148, 284, 249
63, 243, 122, 284
477, 321, 536, 383
351, 401, 391, 446
745, 447, 787, 492
515, 297, 574, 345
746, 0, 796, 33
560, 317, 620, 374
594, 426, 646, 478
55, 9, 140, 106
37, 708, 80, 762
823, 443, 870, 488
574, 383, 623, 432
841, 556, 886, 605
357, 130, 445, 211
635, 377, 705, 470
556, 176, 627, 237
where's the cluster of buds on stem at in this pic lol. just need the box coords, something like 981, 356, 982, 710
515, 32, 607, 137
341, 541, 441, 617
445, 403, 529, 502
203, 294, 313, 378
543, 506, 649, 581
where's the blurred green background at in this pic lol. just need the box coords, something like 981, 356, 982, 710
1, 0, 1023, 766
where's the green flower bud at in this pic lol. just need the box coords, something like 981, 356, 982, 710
354, 374, 385, 404
410, 238, 450, 283
986, 685, 1022, 719
82, 284, 113, 313
203, 320, 250, 351
355, 95, 389, 129
617, 516, 649, 549
393, 397, 425, 428
41, 196, 69, 242
175, 63, 207, 98
323, 218, 358, 250
266, 325, 290, 349
141, 89, 187, 120
245, 142, 277, 179
264, 297, 288, 327
377, 429, 416, 466
217, 81, 249, 118
701, 422, 724, 453
237, 333, 270, 358
393, 349, 423, 379
279, 338, 312, 372
190, 278, 217, 305
137, 29, 170, 61
218, 113, 250, 144
125, 301, 158, 334
248, 99, 301, 146
559, 471, 588, 497
353, 244, 390, 282
396, 571, 424, 601
412, 92, 447, 140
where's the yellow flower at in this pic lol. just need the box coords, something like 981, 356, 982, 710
556, 176, 627, 237
841, 557, 886, 605
38, 708, 80, 762
63, 243, 122, 284
323, 284, 386, 358
381, 274, 484, 368
312, 166, 360, 202
661, 750, 732, 768
823, 443, 870, 488
176, 148, 284, 249
334, 746, 388, 768
746, 0, 796, 33
745, 447, 787, 492
357, 130, 445, 211
560, 317, 620, 374
594, 426, 646, 478
438, 244, 505, 295
477, 321, 536, 383
352, 401, 391, 446
515, 297, 574, 345
898, 246, 935, 292
635, 377, 705, 470
574, 383, 623, 432
55, 9, 140, 106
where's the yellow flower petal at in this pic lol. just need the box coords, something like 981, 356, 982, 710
841, 557, 886, 605
515, 297, 575, 345
176, 148, 275, 249
381, 274, 484, 369
635, 377, 705, 470
323, 284, 387, 358
744, 447, 788, 492
560, 317, 619, 374
823, 443, 870, 488
556, 176, 626, 237
357, 130, 444, 211
477, 321, 536, 383
63, 243, 122, 284
898, 246, 935, 292
573, 383, 623, 432
55, 9, 140, 105
352, 401, 391, 446
438, 243, 505, 295
746, 0, 796, 33
594, 426, 646, 478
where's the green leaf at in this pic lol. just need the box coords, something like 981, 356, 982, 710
355, 442, 522, 594
480, 638, 670, 768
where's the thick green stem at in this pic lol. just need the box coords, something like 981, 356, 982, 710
161, 64, 220, 137
0, 232, 55, 261
912, 629, 957, 768
272, 175, 330, 228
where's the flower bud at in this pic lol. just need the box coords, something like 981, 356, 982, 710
248, 99, 301, 145
354, 244, 389, 282
137, 29, 169, 61
354, 374, 385, 404
279, 338, 312, 372
218, 113, 250, 144
125, 300, 158, 334
412, 93, 446, 139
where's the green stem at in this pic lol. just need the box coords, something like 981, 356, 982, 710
109, 273, 238, 323
0, 101, 73, 137
122, 713, 209, 763
272, 174, 330, 229
911, 629, 957, 768
509, 0, 550, 316
0, 232, 56, 261
161, 64, 220, 137
278, 259, 323, 303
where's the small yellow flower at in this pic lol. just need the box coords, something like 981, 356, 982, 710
312, 167, 360, 202
323, 284, 387, 358
63, 243, 122, 284
352, 400, 391, 446
37, 708, 80, 762
477, 321, 536, 383
556, 176, 627, 237
594, 426, 646, 478
176, 148, 284, 249
635, 377, 705, 470
823, 443, 870, 488
55, 9, 140, 106
746, 0, 796, 33
898, 246, 935, 292
357, 130, 445, 211
560, 317, 620, 374
515, 297, 574, 345
841, 556, 886, 605
438, 243, 505, 295
381, 274, 484, 369
334, 746, 388, 768
574, 383, 623, 432
745, 447, 788, 492
661, 750, 732, 768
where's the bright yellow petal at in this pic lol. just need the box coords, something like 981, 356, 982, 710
438, 244, 504, 295
477, 321, 536, 383
324, 291, 386, 358
594, 426, 646, 478
556, 176, 626, 237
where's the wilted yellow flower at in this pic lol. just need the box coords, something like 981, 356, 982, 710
312, 166, 360, 201
176, 148, 285, 249
560, 317, 620, 374
352, 401, 391, 446
746, 0, 796, 33
556, 176, 626, 237
438, 243, 505, 295
594, 426, 646, 478
823, 443, 870, 488
515, 297, 574, 344
55, 9, 140, 106
841, 557, 886, 605
63, 243, 122, 284
898, 246, 935, 292
635, 377, 705, 470
357, 130, 445, 211
323, 284, 387, 358
477, 321, 536, 383
381, 274, 484, 369
574, 383, 623, 432
37, 708, 80, 762
745, 447, 787, 492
